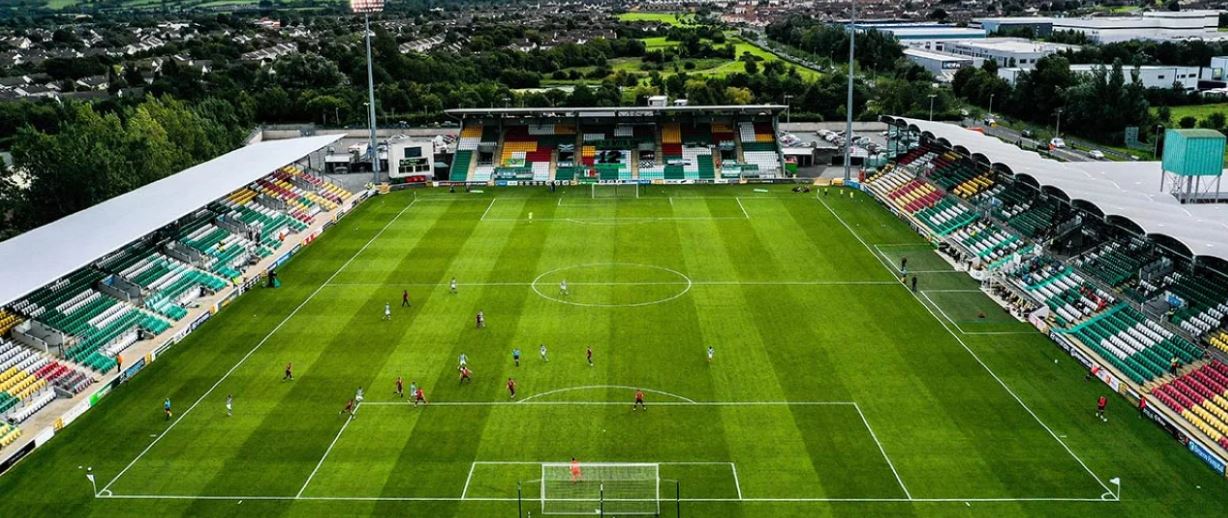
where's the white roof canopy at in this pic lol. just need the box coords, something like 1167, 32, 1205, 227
0, 134, 341, 307
885, 117, 1228, 261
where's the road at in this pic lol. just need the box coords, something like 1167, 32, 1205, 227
974, 120, 1090, 162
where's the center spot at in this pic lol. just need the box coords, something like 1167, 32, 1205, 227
531, 263, 692, 308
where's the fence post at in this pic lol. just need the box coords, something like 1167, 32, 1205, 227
517, 481, 523, 518
600, 482, 605, 517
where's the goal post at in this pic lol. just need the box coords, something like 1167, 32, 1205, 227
590, 182, 639, 199
540, 462, 660, 515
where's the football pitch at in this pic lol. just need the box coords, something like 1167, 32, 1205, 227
1, 184, 1226, 517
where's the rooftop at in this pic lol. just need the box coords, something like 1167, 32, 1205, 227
0, 135, 341, 307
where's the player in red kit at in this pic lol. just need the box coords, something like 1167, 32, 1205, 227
1096, 395, 1107, 422
570, 457, 582, 482
633, 389, 646, 411
507, 377, 517, 399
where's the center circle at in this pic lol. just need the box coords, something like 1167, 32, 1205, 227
531, 263, 693, 308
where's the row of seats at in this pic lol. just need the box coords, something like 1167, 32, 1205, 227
1155, 271, 1228, 337
1003, 198, 1060, 239
7, 389, 54, 424
1153, 361, 1228, 450
913, 198, 976, 236
1078, 241, 1147, 288
1062, 304, 1201, 384
0, 310, 22, 336
924, 152, 994, 198
1010, 258, 1111, 326
0, 423, 20, 449
951, 222, 1025, 265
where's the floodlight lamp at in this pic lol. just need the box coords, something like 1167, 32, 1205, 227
351, 0, 385, 14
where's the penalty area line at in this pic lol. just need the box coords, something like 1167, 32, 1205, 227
358, 400, 857, 407
297, 402, 361, 498
816, 195, 1117, 498
94, 494, 1120, 503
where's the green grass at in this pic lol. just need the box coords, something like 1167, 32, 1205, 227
617, 12, 697, 27
1158, 102, 1228, 123
1, 185, 1226, 516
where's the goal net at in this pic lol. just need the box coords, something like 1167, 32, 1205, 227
540, 462, 659, 515
591, 182, 639, 199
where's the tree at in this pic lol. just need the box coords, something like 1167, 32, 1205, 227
305, 95, 347, 125
1179, 116, 1197, 128
929, 8, 949, 21
744, 59, 759, 75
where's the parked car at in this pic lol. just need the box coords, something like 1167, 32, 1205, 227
1049, 137, 1067, 149
1088, 150, 1105, 160
1020, 129, 1034, 138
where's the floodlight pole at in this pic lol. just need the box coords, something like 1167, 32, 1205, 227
784, 94, 793, 124
928, 93, 937, 121
842, 0, 857, 182
363, 11, 380, 185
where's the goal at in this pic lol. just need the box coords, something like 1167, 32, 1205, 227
540, 462, 660, 515
591, 182, 639, 199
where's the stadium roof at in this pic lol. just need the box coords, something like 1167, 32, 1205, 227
883, 116, 1228, 262
445, 105, 788, 118
0, 134, 342, 307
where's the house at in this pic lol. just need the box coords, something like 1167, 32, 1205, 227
15, 84, 58, 98
0, 75, 28, 90
74, 75, 109, 91
3, 36, 33, 50
240, 42, 297, 63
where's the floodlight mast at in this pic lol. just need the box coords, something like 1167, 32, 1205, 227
843, 0, 857, 182
352, 1, 384, 185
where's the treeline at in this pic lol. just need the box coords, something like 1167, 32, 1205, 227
1067, 38, 1228, 68
0, 95, 248, 239
765, 16, 903, 72
953, 57, 1152, 142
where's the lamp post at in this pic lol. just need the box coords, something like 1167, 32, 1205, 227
928, 93, 937, 121
842, 0, 857, 182
352, 0, 384, 185
784, 94, 793, 124
988, 93, 994, 119
1055, 107, 1063, 138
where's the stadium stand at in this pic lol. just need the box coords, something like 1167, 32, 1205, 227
1059, 304, 1202, 385
0, 137, 353, 457
878, 116, 1228, 466
1153, 360, 1228, 450
444, 105, 785, 182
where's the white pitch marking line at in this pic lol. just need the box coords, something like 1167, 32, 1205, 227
470, 461, 737, 465
730, 462, 744, 501
323, 280, 899, 288
460, 462, 477, 499
99, 198, 421, 495
736, 197, 751, 219
817, 195, 1116, 498
95, 494, 1120, 503
297, 402, 361, 498
519, 384, 696, 404
480, 198, 496, 220
853, 403, 912, 500
358, 401, 855, 407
